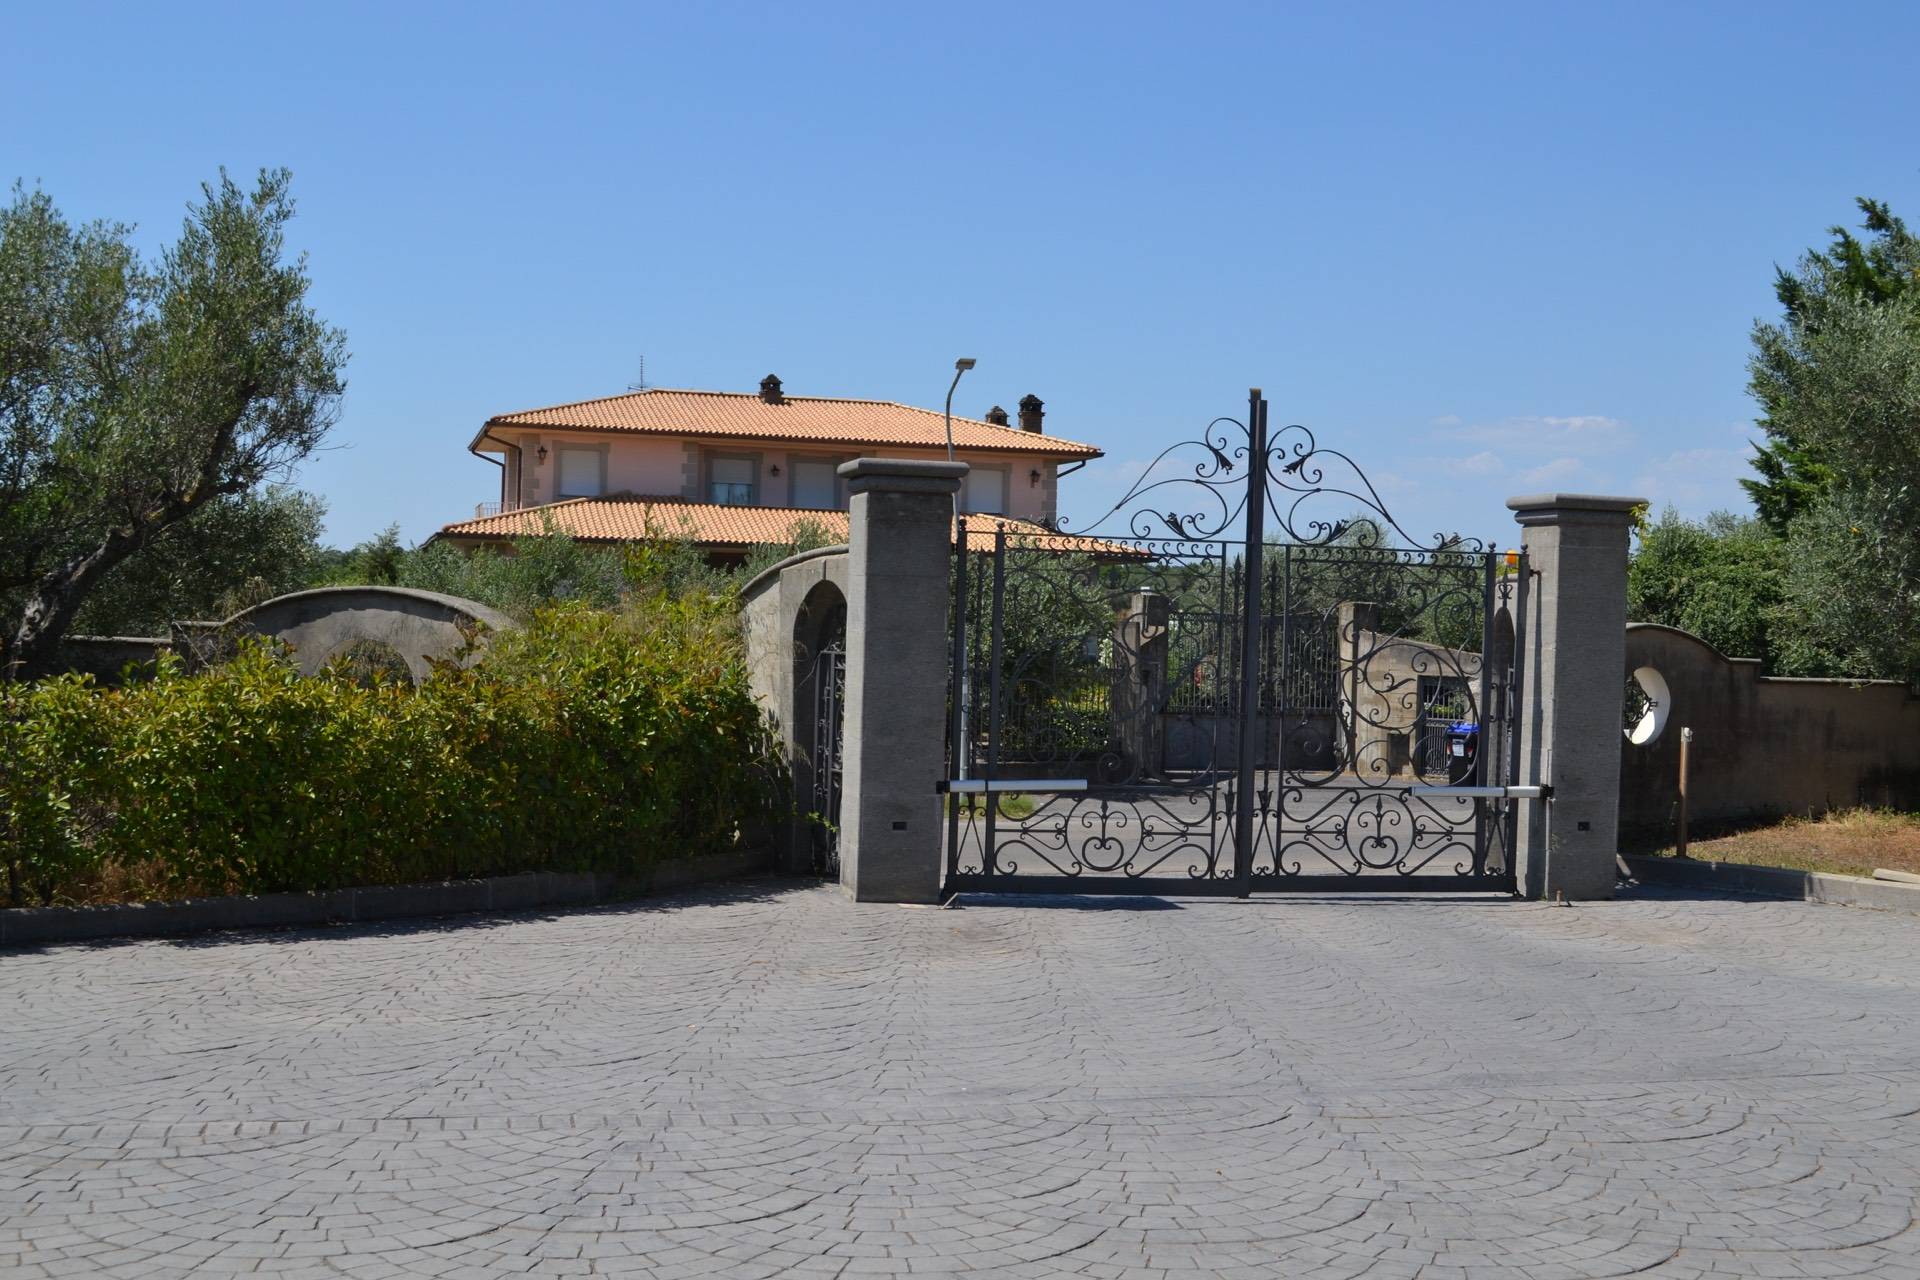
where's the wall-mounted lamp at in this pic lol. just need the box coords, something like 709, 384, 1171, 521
536, 445, 548, 464
1029, 468, 1041, 488
769, 464, 782, 477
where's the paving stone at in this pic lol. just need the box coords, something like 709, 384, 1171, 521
3, 880, 1920, 1276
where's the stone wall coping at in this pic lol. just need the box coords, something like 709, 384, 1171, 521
226, 585, 519, 633
64, 633, 169, 646
737, 543, 850, 602
1628, 621, 1914, 688
1756, 674, 1914, 689
1625, 622, 1753, 664
63, 589, 525, 650
0, 849, 778, 949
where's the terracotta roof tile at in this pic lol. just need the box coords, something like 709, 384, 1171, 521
434, 497, 1132, 554
478, 388, 1100, 458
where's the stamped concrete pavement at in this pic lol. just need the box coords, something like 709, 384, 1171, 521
3, 880, 1919, 1278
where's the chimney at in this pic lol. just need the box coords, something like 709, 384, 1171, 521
1017, 393, 1044, 433
758, 373, 784, 405
984, 405, 1010, 427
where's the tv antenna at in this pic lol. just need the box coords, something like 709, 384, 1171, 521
627, 355, 652, 392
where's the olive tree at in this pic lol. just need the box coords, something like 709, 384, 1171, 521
1761, 287, 1920, 681
0, 169, 345, 676
1744, 198, 1919, 532
74, 486, 328, 634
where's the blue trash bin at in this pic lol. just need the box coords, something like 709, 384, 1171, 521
1445, 720, 1479, 784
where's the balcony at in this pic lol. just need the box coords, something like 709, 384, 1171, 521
474, 501, 503, 519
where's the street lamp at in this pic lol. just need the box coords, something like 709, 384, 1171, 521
945, 357, 976, 462
946, 358, 977, 783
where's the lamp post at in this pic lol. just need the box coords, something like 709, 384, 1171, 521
945, 357, 976, 462
946, 358, 976, 783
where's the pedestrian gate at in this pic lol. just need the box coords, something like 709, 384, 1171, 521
944, 391, 1530, 895
808, 603, 848, 878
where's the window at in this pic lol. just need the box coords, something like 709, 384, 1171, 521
1626, 667, 1670, 745
710, 456, 755, 505
962, 468, 1007, 515
791, 459, 838, 509
556, 448, 604, 498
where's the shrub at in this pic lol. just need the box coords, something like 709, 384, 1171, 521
0, 594, 779, 907
384, 519, 839, 620
1628, 508, 1790, 665
399, 533, 631, 615
0, 674, 116, 905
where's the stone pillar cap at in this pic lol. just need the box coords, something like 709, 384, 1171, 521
1504, 493, 1645, 513
1505, 495, 1643, 514
838, 457, 968, 494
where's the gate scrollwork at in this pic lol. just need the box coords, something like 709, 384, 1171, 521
946, 389, 1526, 895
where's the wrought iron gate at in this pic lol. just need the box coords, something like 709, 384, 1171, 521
944, 390, 1529, 896
809, 605, 848, 877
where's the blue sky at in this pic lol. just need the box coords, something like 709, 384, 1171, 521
9, 1, 1920, 549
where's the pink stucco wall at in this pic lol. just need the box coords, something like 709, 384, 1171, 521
506, 431, 683, 508
499, 430, 1060, 523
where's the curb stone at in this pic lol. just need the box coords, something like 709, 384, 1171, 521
0, 847, 778, 949
1622, 853, 1920, 916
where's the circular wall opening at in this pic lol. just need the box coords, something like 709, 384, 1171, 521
324, 638, 417, 687
1625, 666, 1669, 745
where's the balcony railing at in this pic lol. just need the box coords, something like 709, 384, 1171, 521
474, 501, 503, 519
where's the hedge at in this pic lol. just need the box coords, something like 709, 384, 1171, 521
0, 596, 780, 908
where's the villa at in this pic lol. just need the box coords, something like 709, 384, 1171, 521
434, 375, 1103, 561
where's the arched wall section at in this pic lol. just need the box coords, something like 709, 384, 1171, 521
1619, 623, 1920, 835
224, 587, 519, 682
738, 546, 853, 870
790, 580, 848, 751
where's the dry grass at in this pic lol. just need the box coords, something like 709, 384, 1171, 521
1638, 808, 1920, 879
46, 858, 223, 908
31, 862, 351, 910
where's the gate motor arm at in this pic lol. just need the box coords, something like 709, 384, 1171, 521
939, 779, 1090, 794
1408, 784, 1552, 800
944, 780, 1551, 799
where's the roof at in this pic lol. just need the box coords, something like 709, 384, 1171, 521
472, 388, 1101, 459
433, 497, 1132, 554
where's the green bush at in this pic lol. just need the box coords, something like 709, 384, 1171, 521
0, 594, 779, 907
397, 534, 633, 615
0, 674, 116, 905
1628, 507, 1791, 666
378, 519, 837, 620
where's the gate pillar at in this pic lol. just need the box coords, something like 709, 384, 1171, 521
1113, 592, 1170, 779
1506, 493, 1643, 900
1338, 602, 1390, 777
837, 458, 969, 902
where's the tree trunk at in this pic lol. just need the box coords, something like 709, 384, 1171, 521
4, 439, 245, 679
5, 528, 151, 680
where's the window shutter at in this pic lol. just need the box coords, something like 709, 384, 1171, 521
792, 461, 837, 509
558, 449, 603, 498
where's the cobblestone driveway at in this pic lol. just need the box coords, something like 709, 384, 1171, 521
4, 881, 1920, 1278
